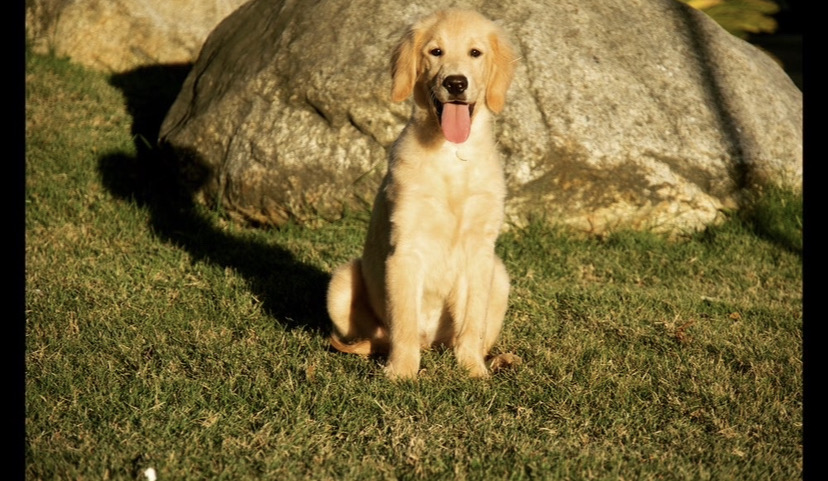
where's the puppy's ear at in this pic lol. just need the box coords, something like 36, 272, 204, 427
486, 30, 517, 114
391, 25, 421, 102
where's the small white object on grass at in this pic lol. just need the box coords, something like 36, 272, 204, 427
143, 467, 157, 481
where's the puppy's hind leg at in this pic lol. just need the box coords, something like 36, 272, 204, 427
327, 259, 388, 355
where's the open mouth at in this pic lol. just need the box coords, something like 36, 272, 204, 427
433, 98, 475, 144
434, 98, 475, 120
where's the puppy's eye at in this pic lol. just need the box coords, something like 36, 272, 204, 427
429, 48, 443, 57
470, 49, 482, 58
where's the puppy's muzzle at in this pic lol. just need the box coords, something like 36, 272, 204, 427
435, 75, 474, 144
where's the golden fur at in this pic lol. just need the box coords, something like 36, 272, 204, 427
327, 9, 517, 379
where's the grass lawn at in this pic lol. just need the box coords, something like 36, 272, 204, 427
25, 51, 802, 480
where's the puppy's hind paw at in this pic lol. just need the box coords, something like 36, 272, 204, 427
488, 352, 523, 374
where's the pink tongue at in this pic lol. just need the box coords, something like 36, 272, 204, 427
441, 103, 471, 144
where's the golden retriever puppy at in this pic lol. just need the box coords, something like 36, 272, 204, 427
327, 9, 517, 379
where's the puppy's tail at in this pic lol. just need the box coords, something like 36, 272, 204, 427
329, 331, 390, 356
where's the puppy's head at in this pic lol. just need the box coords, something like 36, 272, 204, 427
391, 9, 517, 143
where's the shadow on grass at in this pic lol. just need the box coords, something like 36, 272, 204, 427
97, 64, 331, 334
739, 186, 803, 254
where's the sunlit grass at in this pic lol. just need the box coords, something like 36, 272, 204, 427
26, 51, 801, 480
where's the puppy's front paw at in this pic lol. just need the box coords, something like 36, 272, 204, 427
457, 354, 490, 378
456, 345, 490, 378
384, 347, 420, 380
384, 361, 419, 380
463, 361, 490, 378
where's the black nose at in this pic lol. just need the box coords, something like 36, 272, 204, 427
442, 75, 468, 95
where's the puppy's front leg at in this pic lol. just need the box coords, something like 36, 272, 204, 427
383, 251, 423, 380
453, 250, 497, 377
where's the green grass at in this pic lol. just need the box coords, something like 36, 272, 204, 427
26, 51, 802, 480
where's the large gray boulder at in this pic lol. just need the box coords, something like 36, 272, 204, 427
159, 0, 802, 234
26, 0, 248, 72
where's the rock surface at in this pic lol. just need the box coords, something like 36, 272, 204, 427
158, 0, 802, 234
26, 0, 247, 72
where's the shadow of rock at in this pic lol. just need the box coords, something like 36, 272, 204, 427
99, 64, 330, 334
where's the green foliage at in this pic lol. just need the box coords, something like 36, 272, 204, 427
682, 0, 780, 38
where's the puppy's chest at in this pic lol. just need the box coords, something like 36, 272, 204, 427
390, 148, 504, 243
411, 157, 495, 218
